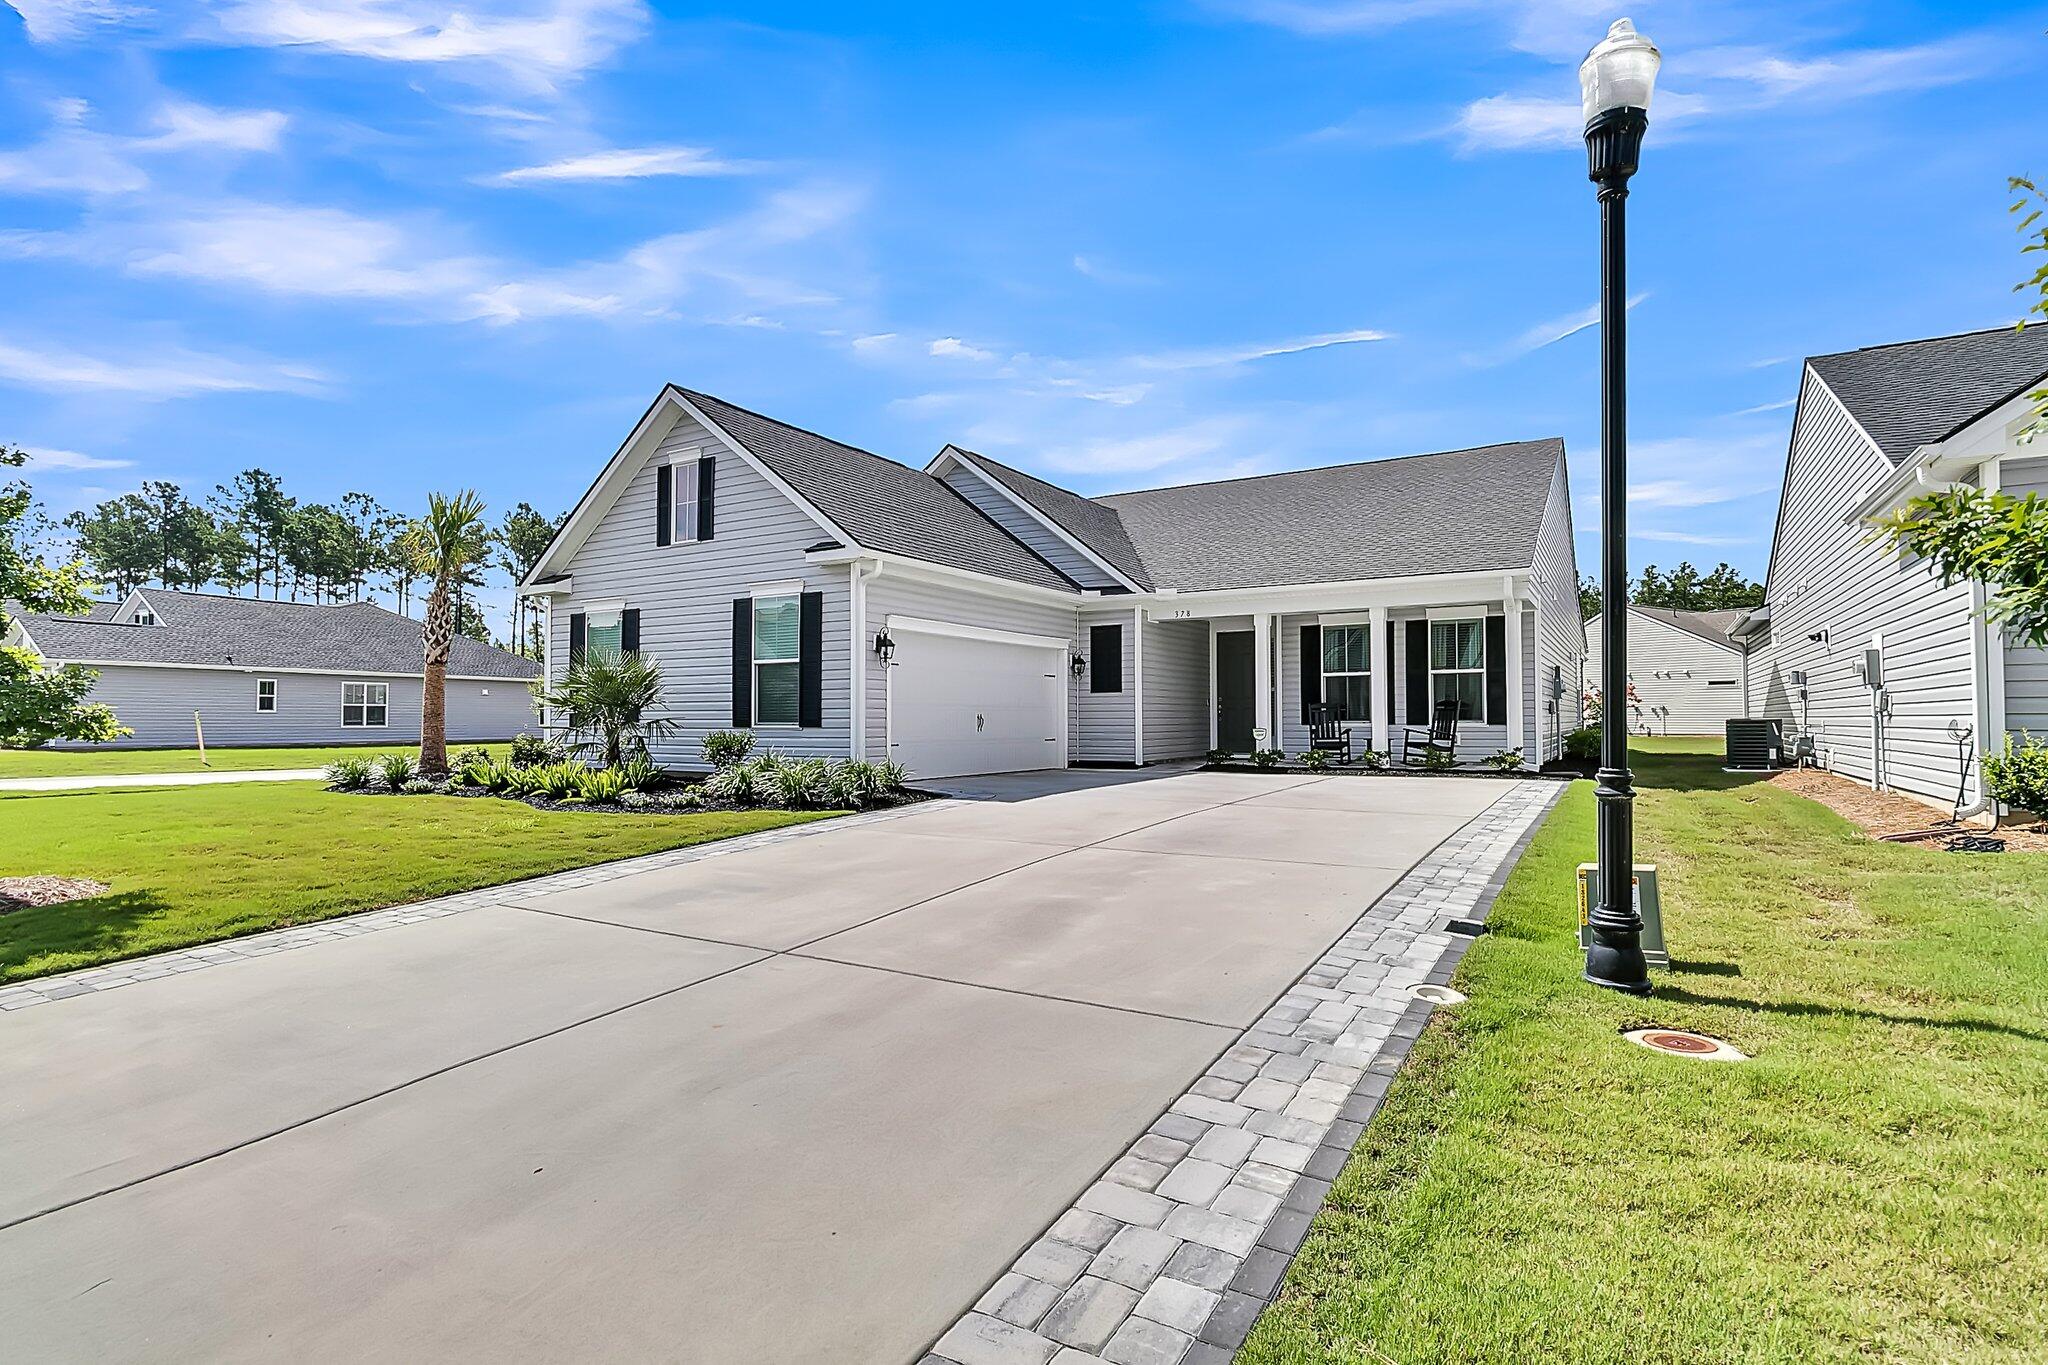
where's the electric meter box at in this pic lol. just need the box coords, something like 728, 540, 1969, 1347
1577, 863, 1669, 969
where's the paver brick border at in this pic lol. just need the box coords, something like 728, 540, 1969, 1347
920, 779, 1564, 1365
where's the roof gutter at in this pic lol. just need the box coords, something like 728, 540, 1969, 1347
1846, 438, 1985, 523
804, 544, 1082, 607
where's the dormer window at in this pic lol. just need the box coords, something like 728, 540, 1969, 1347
132, 607, 156, 626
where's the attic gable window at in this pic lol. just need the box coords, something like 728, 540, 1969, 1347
132, 607, 156, 626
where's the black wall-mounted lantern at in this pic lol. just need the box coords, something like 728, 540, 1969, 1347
873, 630, 896, 666
1069, 652, 1087, 679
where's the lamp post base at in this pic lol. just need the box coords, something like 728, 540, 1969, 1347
1583, 947, 1654, 996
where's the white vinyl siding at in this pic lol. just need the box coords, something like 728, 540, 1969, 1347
2001, 457, 2048, 735
1140, 614, 1210, 761
549, 408, 852, 765
937, 463, 1118, 589
1529, 455, 1585, 762
1585, 610, 1749, 735
1757, 372, 1982, 806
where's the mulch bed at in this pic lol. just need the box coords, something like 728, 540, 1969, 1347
1768, 766, 2048, 853
0, 876, 111, 913
338, 784, 934, 817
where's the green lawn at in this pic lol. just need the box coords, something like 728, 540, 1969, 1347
0, 784, 835, 982
0, 742, 515, 779
1241, 748, 2048, 1364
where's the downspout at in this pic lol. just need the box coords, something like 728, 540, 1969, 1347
1958, 578, 1995, 822
849, 559, 879, 761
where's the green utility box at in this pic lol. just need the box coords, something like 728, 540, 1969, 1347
1577, 863, 1669, 969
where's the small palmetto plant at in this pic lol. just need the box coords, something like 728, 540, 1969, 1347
539, 651, 681, 770
571, 767, 630, 804
377, 753, 418, 790
538, 761, 585, 800
615, 754, 665, 792
326, 756, 374, 790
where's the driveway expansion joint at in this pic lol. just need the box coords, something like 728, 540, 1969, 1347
922, 778, 1563, 1365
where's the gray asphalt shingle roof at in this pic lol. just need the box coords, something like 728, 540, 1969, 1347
677, 389, 1078, 593
946, 448, 1155, 590
1095, 439, 1565, 592
1808, 324, 2048, 466
1629, 605, 1745, 650
15, 588, 539, 678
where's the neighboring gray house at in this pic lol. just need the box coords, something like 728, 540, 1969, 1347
6, 587, 539, 748
1751, 323, 2048, 813
522, 386, 1584, 780
1584, 605, 1751, 735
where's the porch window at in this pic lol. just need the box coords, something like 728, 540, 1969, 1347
752, 594, 800, 726
1429, 619, 1485, 721
1321, 625, 1372, 721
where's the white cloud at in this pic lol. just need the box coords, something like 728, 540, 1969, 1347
1732, 397, 1795, 416
124, 203, 491, 302
929, 337, 996, 362
1205, 0, 1610, 57
1073, 254, 1158, 287
1130, 327, 1389, 371
1635, 529, 1751, 547
18, 446, 135, 471
0, 97, 285, 197
1627, 480, 1751, 509
850, 332, 899, 355
490, 145, 760, 185
3, 0, 145, 41
0, 338, 327, 398
1471, 292, 1646, 366
1033, 416, 1257, 475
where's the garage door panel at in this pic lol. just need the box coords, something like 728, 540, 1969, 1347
890, 629, 1066, 780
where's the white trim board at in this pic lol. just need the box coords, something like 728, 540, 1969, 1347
885, 615, 1070, 652
927, 446, 1144, 592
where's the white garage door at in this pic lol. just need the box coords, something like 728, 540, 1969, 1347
888, 624, 1067, 780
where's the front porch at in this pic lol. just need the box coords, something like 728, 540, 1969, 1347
1142, 572, 1569, 769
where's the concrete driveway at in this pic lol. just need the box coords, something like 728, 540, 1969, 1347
0, 769, 1512, 1363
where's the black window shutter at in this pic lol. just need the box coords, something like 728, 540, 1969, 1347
798, 591, 824, 728
1385, 620, 1397, 726
1405, 620, 1428, 721
1485, 614, 1508, 725
569, 612, 587, 665
1090, 623, 1123, 693
620, 608, 640, 655
697, 455, 716, 542
1299, 624, 1321, 721
731, 598, 752, 727
655, 464, 673, 547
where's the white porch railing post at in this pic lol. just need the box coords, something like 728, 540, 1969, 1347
1253, 612, 1274, 751
1369, 604, 1391, 757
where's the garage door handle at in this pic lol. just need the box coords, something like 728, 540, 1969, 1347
976, 713, 985, 731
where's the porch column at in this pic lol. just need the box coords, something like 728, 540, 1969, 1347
1253, 612, 1274, 750
1504, 586, 1526, 761
1369, 604, 1391, 756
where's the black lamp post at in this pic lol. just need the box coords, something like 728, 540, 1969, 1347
1581, 17, 1659, 996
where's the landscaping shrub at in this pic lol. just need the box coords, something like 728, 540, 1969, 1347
509, 732, 553, 768
1564, 726, 1601, 762
539, 652, 681, 769
874, 760, 909, 793
325, 756, 373, 791
450, 746, 491, 773
1985, 732, 2048, 817
571, 767, 630, 805
536, 761, 584, 801
507, 763, 551, 798
765, 757, 833, 809
376, 753, 418, 790
1482, 750, 1527, 772
830, 759, 887, 809
1297, 748, 1333, 771
1422, 747, 1457, 772
702, 729, 756, 770
400, 777, 441, 795
1251, 749, 1285, 770
1205, 748, 1231, 764
702, 760, 764, 807
616, 754, 665, 792
1357, 748, 1389, 770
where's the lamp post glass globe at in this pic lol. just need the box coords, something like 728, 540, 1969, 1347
1579, 17, 1661, 125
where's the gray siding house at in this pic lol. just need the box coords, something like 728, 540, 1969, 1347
1584, 606, 1751, 735
524, 386, 1584, 780
7, 588, 539, 748
1749, 324, 2048, 813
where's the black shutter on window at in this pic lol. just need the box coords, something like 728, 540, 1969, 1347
1300, 624, 1321, 721
731, 598, 752, 727
1385, 620, 1397, 726
655, 464, 673, 547
1405, 620, 1428, 721
799, 590, 823, 729
620, 608, 640, 655
1090, 623, 1122, 693
569, 612, 587, 664
697, 455, 716, 542
1485, 614, 1508, 725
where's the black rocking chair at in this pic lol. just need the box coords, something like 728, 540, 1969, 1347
1401, 699, 1460, 767
1307, 704, 1352, 763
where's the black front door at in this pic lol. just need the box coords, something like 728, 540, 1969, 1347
1216, 630, 1255, 753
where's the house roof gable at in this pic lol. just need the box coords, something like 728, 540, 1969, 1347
1806, 324, 2048, 466
935, 447, 1154, 591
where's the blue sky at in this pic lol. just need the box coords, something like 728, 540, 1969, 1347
2, 0, 2041, 628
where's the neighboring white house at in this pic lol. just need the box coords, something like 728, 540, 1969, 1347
1751, 323, 2048, 814
5, 587, 540, 748
521, 385, 1586, 780
1584, 605, 1751, 734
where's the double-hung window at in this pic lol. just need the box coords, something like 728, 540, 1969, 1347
752, 595, 800, 726
1320, 625, 1372, 722
671, 461, 701, 544
1429, 619, 1485, 721
342, 681, 388, 728
584, 608, 623, 660
256, 678, 277, 712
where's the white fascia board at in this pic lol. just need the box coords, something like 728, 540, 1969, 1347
46, 659, 532, 682
525, 386, 852, 585
519, 577, 573, 598
806, 544, 1081, 608
1132, 567, 1532, 617
932, 446, 1144, 592
885, 614, 1070, 652
114, 588, 153, 623
9, 619, 41, 655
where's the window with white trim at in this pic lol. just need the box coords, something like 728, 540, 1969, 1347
132, 607, 156, 626
1429, 619, 1485, 721
585, 608, 623, 660
256, 678, 276, 712
342, 681, 388, 727
752, 594, 800, 726
671, 460, 701, 543
1320, 625, 1372, 722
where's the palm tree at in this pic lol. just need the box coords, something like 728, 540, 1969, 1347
540, 650, 681, 768
409, 491, 492, 775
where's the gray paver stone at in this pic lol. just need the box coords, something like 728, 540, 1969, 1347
1188, 1125, 1259, 1169
1212, 1182, 1281, 1225
1088, 1224, 1180, 1289
1133, 1278, 1219, 1335
1050, 1208, 1123, 1253
1078, 1181, 1173, 1229
1106, 1154, 1170, 1191
1250, 1136, 1315, 1172
1101, 1315, 1193, 1365
1162, 1241, 1240, 1292
978, 1273, 1065, 1330
1155, 1157, 1233, 1206
1042, 1277, 1142, 1352
1161, 1205, 1262, 1257
935, 1312, 1061, 1365
1129, 1133, 1191, 1166
1016, 1237, 1096, 1290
